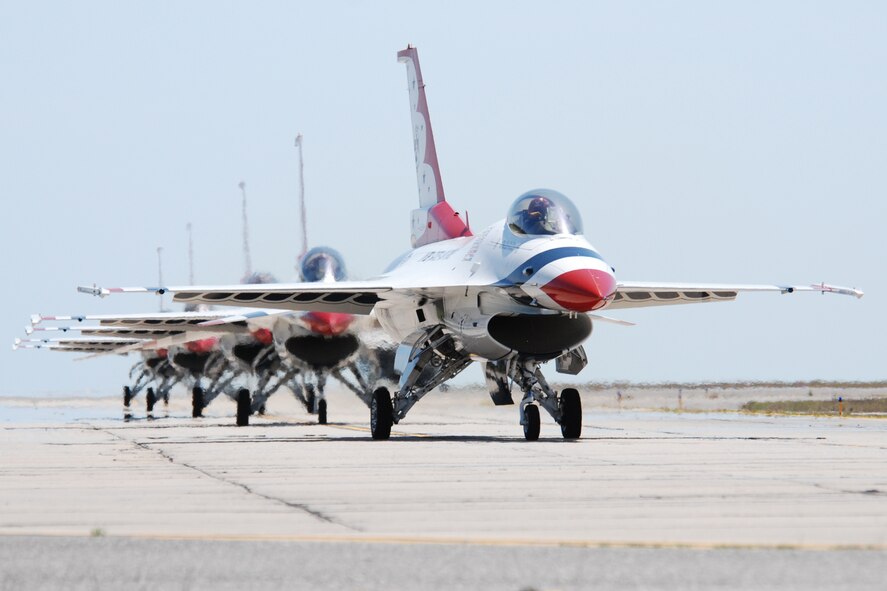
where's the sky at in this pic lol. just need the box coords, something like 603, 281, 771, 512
1, 1, 884, 397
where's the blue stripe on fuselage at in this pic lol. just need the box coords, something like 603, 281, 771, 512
494, 247, 605, 287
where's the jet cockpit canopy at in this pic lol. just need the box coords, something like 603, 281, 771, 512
507, 189, 583, 236
299, 247, 347, 283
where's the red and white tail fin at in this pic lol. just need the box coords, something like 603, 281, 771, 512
397, 45, 471, 248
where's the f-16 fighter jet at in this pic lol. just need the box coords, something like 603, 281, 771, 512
83, 46, 863, 440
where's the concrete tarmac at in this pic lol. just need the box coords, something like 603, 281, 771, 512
1, 388, 886, 589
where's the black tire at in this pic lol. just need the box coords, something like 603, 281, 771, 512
123, 386, 133, 407
370, 387, 392, 440
523, 404, 541, 441
146, 387, 156, 413
192, 386, 204, 418
317, 399, 328, 425
306, 386, 317, 414
236, 389, 250, 426
559, 388, 582, 439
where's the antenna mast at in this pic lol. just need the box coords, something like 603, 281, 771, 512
156, 246, 166, 312
186, 222, 194, 284
238, 181, 253, 277
295, 133, 308, 259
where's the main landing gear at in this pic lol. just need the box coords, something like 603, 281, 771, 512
291, 375, 332, 425
369, 328, 472, 440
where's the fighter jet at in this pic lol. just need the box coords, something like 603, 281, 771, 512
82, 46, 863, 440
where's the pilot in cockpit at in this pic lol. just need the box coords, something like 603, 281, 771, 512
521, 196, 556, 234
507, 189, 583, 236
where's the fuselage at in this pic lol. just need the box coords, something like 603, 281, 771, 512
373, 219, 617, 362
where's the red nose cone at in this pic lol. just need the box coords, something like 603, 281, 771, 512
540, 269, 616, 312
156, 348, 168, 359
186, 337, 218, 354
303, 312, 354, 336
251, 328, 273, 345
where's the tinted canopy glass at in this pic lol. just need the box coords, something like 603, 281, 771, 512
507, 189, 583, 236
299, 247, 347, 283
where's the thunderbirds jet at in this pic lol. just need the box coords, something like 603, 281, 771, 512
23, 140, 395, 425
83, 46, 863, 440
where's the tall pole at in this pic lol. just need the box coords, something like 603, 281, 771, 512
238, 181, 253, 277
156, 246, 165, 312
295, 133, 308, 259
186, 222, 194, 284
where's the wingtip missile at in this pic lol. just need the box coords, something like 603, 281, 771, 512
811, 283, 864, 299
78, 285, 109, 298
77, 285, 166, 297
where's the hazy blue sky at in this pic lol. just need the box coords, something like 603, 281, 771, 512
1, 1, 884, 396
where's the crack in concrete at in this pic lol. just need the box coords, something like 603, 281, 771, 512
90, 424, 361, 532
811, 482, 887, 497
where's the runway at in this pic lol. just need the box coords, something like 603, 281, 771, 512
1, 388, 886, 589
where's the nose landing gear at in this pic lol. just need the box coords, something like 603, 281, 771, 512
521, 404, 541, 441
513, 360, 583, 441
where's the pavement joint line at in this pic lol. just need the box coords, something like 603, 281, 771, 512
0, 531, 885, 552
86, 423, 362, 533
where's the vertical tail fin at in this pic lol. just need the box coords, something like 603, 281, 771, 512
397, 45, 471, 248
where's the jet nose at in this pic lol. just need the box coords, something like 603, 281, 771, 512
539, 268, 617, 312
303, 312, 354, 336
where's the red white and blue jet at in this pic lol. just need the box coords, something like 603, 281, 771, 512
83, 46, 863, 440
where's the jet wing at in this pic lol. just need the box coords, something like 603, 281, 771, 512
27, 325, 189, 339
34, 310, 241, 326
608, 281, 863, 309
79, 282, 395, 315
13, 336, 141, 354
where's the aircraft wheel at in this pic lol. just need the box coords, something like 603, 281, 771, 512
523, 404, 540, 441
317, 399, 328, 425
236, 389, 250, 427
370, 387, 392, 440
306, 385, 317, 414
192, 386, 204, 418
123, 385, 133, 407
146, 387, 156, 413
559, 388, 582, 439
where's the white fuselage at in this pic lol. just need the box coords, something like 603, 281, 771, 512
372, 220, 617, 361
